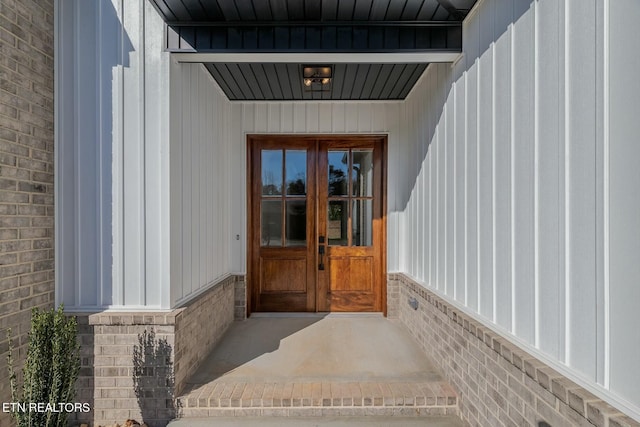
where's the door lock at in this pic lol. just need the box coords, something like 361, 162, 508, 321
318, 236, 325, 270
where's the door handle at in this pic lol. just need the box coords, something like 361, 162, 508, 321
318, 236, 325, 270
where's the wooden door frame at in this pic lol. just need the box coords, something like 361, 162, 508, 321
246, 134, 388, 316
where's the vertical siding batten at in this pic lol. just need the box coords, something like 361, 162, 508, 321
463, 57, 469, 307
533, 0, 540, 349
512, 0, 535, 344
595, 0, 606, 388
557, 0, 567, 366
182, 66, 192, 297
466, 15, 479, 311
493, 0, 512, 330
97, 0, 106, 307
454, 59, 466, 304
169, 58, 182, 305
74, 0, 87, 307
423, 86, 430, 286
477, 0, 493, 319
445, 68, 454, 297
602, 0, 610, 391
608, 0, 640, 406
139, 2, 148, 306
414, 91, 421, 282
199, 64, 206, 291
565, 0, 599, 379
509, 0, 516, 334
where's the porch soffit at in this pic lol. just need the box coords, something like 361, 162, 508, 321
149, 0, 478, 100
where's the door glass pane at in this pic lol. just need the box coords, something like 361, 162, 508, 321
352, 199, 373, 246
327, 200, 348, 246
286, 150, 306, 195
352, 149, 373, 197
286, 200, 306, 246
261, 200, 282, 246
262, 150, 282, 196
328, 151, 348, 196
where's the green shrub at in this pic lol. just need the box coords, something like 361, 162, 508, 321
7, 305, 80, 427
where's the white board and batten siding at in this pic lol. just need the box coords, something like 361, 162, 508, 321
55, 1, 236, 311
55, 0, 171, 310
395, 0, 640, 418
169, 62, 234, 307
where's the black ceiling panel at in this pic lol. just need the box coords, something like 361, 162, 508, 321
205, 63, 429, 101
152, 0, 177, 21
287, 63, 303, 99
337, 0, 358, 21
235, 0, 257, 21
215, 0, 241, 21
379, 63, 408, 98
287, 0, 306, 20
164, 0, 191, 21
416, 2, 439, 20
400, 0, 424, 20
348, 64, 368, 99
359, 64, 383, 99
353, 0, 373, 21
269, 0, 289, 20
369, 0, 392, 20
322, 0, 340, 21
149, 0, 477, 23
252, 1, 273, 20
385, 0, 408, 20
398, 63, 427, 98
167, 24, 462, 52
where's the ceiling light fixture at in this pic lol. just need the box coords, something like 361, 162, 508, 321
303, 65, 332, 90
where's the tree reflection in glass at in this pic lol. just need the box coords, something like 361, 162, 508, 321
328, 151, 348, 196
286, 150, 306, 195
262, 150, 282, 195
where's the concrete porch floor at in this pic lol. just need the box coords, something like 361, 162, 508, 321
173, 314, 463, 424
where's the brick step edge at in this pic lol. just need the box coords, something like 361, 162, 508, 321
177, 395, 457, 409
177, 381, 458, 409
177, 406, 459, 418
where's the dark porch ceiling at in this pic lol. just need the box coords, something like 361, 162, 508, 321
149, 0, 478, 101
206, 63, 428, 101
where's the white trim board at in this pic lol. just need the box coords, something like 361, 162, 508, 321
172, 52, 462, 64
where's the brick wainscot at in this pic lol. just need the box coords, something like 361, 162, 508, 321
389, 273, 640, 427
71, 275, 241, 427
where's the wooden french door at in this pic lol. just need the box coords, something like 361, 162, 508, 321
248, 135, 386, 314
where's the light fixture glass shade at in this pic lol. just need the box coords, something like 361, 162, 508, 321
302, 65, 332, 90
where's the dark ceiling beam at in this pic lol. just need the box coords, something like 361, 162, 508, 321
165, 22, 462, 52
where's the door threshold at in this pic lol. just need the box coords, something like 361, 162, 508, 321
249, 312, 384, 318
